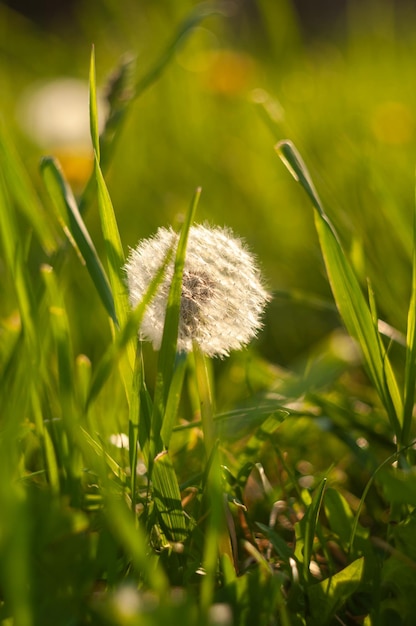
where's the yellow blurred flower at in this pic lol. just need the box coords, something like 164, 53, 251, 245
202, 50, 255, 96
371, 101, 414, 145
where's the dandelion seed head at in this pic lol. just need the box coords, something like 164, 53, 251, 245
124, 224, 270, 357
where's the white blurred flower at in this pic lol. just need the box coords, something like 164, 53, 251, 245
111, 585, 142, 617
17, 78, 108, 147
124, 224, 270, 357
109, 433, 130, 449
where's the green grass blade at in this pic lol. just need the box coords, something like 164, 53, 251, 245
276, 140, 403, 435
104, 492, 169, 596
153, 450, 187, 542
94, 155, 129, 331
87, 245, 172, 407
78, 4, 228, 215
40, 157, 117, 324
134, 3, 229, 100
200, 444, 233, 613
0, 169, 37, 351
40, 264, 85, 500
30, 385, 60, 495
0, 118, 57, 255
41, 265, 74, 400
128, 345, 142, 514
80, 428, 126, 482
0, 474, 33, 626
302, 477, 327, 583
150, 187, 201, 460
349, 448, 399, 553
91, 54, 129, 329
402, 184, 416, 448
160, 352, 188, 448
308, 557, 364, 624
89, 44, 100, 162
230, 411, 289, 467
135, 347, 154, 456
71, 425, 168, 596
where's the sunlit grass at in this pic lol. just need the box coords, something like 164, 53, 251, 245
2, 2, 416, 624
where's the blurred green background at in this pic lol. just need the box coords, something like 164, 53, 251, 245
2, 0, 416, 368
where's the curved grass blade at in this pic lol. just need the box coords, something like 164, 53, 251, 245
276, 140, 402, 437
40, 157, 117, 324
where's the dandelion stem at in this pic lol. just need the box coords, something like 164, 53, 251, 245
193, 341, 215, 455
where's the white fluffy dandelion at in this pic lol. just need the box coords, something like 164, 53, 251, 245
124, 224, 270, 357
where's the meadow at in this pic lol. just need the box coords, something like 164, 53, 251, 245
2, 1, 416, 624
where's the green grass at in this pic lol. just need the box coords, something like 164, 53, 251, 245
2, 1, 416, 624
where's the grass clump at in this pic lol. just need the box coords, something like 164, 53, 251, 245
3, 3, 416, 625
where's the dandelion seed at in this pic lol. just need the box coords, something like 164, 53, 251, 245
124, 224, 270, 357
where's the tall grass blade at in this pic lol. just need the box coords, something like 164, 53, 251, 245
90, 46, 128, 327
276, 140, 403, 436
89, 45, 100, 162
40, 157, 117, 324
94, 155, 129, 332
160, 352, 188, 447
79, 3, 228, 214
0, 118, 57, 255
41, 264, 85, 503
200, 444, 233, 613
402, 183, 416, 449
0, 474, 33, 626
41, 265, 74, 403
86, 246, 172, 407
30, 385, 60, 495
150, 187, 201, 461
69, 424, 168, 595
94, 159, 140, 445
0, 169, 37, 351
